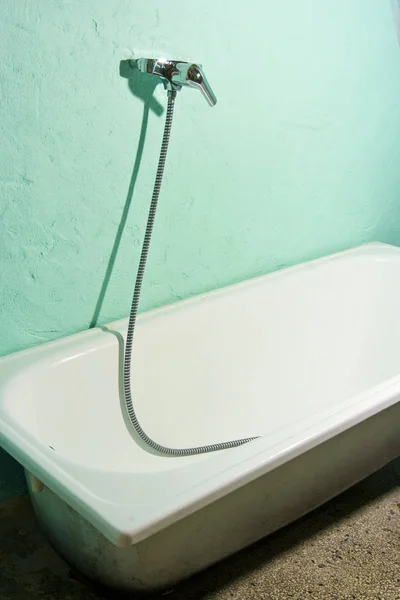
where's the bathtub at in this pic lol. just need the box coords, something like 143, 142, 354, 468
0, 242, 400, 592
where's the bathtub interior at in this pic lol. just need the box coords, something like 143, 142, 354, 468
3, 244, 400, 474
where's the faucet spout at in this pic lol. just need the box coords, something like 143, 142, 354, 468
130, 58, 217, 106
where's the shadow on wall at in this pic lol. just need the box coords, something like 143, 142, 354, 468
392, 0, 400, 44
89, 63, 164, 328
0, 449, 26, 502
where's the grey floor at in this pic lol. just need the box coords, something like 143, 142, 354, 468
1, 459, 399, 600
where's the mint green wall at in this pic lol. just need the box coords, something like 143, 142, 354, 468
1, 1, 400, 499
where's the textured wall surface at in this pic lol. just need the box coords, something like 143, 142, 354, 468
1, 1, 400, 499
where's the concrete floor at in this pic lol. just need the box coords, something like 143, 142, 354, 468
1, 460, 399, 600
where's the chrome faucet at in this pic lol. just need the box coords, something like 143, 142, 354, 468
130, 58, 217, 106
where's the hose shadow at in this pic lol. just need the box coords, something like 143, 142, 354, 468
89, 67, 164, 328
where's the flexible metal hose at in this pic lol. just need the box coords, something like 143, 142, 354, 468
123, 89, 258, 455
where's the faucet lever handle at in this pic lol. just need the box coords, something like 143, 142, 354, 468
173, 63, 217, 107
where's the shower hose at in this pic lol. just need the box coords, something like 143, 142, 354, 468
123, 89, 259, 456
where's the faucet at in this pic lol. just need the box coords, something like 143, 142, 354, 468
130, 58, 217, 106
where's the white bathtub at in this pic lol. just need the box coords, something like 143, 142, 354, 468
1, 242, 400, 592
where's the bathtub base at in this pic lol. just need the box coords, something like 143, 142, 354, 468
27, 402, 400, 593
